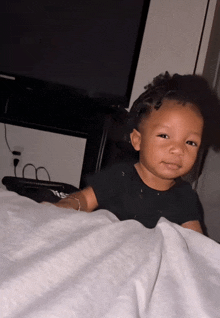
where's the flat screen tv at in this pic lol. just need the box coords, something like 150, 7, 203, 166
0, 0, 150, 131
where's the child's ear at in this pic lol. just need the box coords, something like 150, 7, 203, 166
130, 129, 141, 151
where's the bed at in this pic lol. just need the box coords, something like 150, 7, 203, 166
1, 188, 220, 318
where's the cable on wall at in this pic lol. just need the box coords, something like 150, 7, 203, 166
212, 51, 220, 88
4, 123, 21, 156
193, 0, 211, 74
22, 163, 51, 181
22, 163, 37, 179
36, 166, 51, 181
192, 0, 211, 191
4, 124, 13, 154
13, 158, 19, 177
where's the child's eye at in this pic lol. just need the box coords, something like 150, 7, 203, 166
186, 140, 198, 147
158, 134, 169, 139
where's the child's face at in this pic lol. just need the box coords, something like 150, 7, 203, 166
130, 99, 204, 188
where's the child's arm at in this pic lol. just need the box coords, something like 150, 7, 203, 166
54, 186, 98, 212
181, 220, 203, 234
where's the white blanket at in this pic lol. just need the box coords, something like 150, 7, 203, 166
1, 189, 220, 318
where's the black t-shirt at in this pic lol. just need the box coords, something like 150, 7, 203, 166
87, 162, 203, 228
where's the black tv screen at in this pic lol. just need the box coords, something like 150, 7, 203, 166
0, 0, 149, 105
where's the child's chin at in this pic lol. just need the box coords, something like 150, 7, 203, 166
160, 170, 182, 180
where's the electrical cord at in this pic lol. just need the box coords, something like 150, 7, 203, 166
4, 124, 13, 154
36, 166, 51, 181
22, 163, 37, 179
4, 124, 21, 155
4, 118, 50, 181
22, 163, 51, 181
4, 98, 13, 153
13, 158, 19, 177
4, 122, 21, 176
3, 108, 50, 181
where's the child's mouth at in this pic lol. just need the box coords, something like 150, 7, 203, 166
163, 162, 181, 170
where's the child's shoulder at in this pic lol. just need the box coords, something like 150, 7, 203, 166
102, 161, 136, 174
86, 161, 136, 196
173, 178, 198, 196
87, 161, 136, 185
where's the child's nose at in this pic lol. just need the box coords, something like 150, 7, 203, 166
170, 142, 185, 155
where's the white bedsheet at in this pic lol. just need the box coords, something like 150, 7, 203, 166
0, 189, 220, 318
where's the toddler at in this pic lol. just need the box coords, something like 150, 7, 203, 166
55, 72, 220, 233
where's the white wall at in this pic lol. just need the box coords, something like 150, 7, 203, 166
129, 0, 216, 107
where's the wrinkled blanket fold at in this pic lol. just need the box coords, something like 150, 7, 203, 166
0, 189, 220, 318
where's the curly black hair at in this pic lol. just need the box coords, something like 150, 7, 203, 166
128, 71, 220, 151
